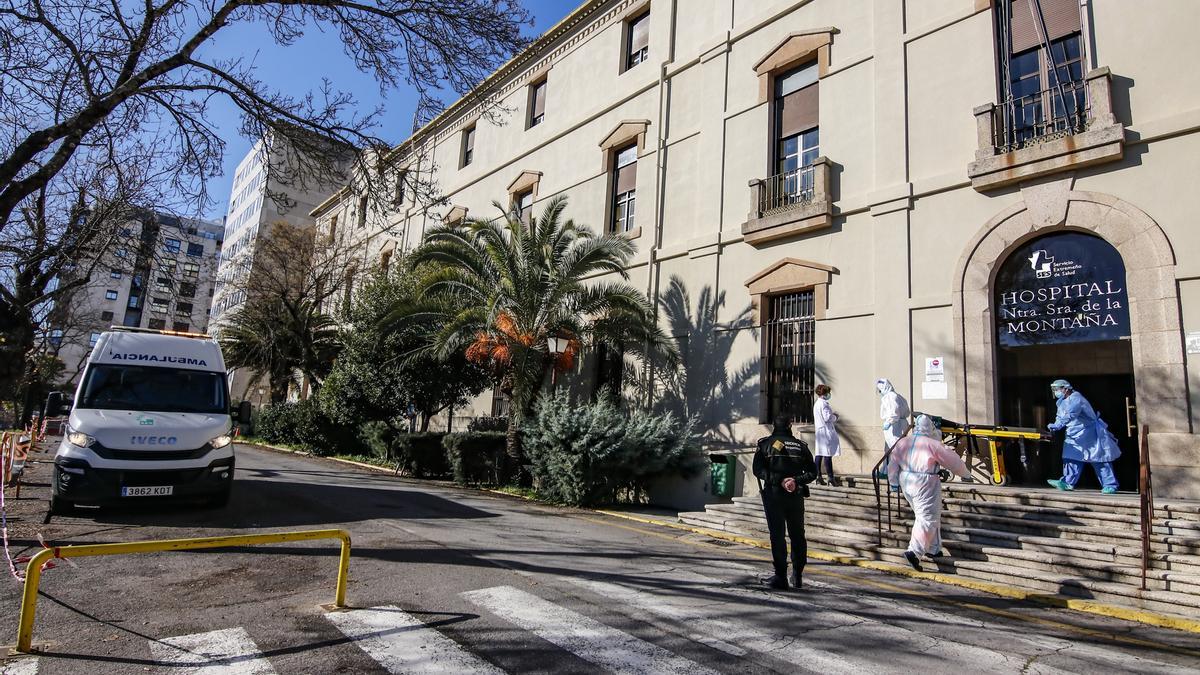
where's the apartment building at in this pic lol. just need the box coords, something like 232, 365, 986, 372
312, 0, 1200, 505
212, 132, 347, 404
52, 212, 223, 383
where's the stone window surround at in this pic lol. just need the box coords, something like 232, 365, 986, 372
753, 28, 836, 106
506, 170, 543, 210
952, 178, 1192, 490
443, 205, 469, 226
524, 65, 552, 130
744, 257, 835, 325
599, 119, 651, 240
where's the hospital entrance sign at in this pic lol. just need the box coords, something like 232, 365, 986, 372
994, 232, 1131, 348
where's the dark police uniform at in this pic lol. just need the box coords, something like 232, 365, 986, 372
753, 428, 818, 588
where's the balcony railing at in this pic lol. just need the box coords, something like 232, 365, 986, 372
968, 67, 1123, 191
758, 165, 816, 216
743, 157, 832, 246
992, 79, 1090, 154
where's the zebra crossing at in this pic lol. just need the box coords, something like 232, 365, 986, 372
1, 580, 1190, 674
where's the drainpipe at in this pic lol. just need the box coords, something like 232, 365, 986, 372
643, 0, 678, 410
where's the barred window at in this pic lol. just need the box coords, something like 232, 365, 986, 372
765, 290, 815, 423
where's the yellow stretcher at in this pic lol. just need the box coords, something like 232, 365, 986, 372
922, 414, 1051, 486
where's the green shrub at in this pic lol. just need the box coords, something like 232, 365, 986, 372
444, 432, 506, 485
396, 432, 449, 478
255, 399, 364, 456
522, 390, 704, 506
467, 416, 508, 433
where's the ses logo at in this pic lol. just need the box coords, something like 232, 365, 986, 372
1028, 249, 1081, 280
129, 435, 178, 446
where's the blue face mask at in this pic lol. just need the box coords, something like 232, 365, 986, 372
822, 394, 831, 401
1052, 389, 1065, 400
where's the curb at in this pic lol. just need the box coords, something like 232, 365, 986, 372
595, 509, 1200, 635
239, 441, 1200, 635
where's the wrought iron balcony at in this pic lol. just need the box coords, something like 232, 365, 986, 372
742, 157, 832, 246
968, 67, 1124, 191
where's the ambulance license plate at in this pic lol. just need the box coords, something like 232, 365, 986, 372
121, 485, 173, 497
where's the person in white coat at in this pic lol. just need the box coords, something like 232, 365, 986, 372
876, 378, 910, 451
887, 415, 972, 571
812, 384, 840, 485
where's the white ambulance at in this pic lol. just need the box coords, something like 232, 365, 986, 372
48, 328, 249, 513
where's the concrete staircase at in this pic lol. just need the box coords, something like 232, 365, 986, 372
679, 477, 1200, 618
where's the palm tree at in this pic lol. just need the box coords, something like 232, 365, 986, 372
402, 195, 676, 480
220, 298, 339, 403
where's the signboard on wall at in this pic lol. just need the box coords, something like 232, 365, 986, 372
994, 232, 1131, 348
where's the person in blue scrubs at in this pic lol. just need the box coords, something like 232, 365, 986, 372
1045, 379, 1121, 494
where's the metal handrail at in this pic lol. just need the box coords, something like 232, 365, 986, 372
994, 78, 1090, 154
872, 449, 893, 546
758, 165, 816, 216
1139, 424, 1154, 591
15, 528, 352, 653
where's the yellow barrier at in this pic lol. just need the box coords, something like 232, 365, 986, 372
15, 528, 351, 653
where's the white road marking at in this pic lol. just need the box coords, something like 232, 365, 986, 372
148, 627, 275, 674
0, 658, 38, 675
569, 577, 867, 673
325, 605, 503, 674
461, 585, 718, 675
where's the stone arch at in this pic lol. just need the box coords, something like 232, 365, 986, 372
952, 178, 1187, 433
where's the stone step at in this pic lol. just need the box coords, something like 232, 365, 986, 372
684, 505, 1200, 585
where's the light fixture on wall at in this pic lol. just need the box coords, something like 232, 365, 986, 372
547, 335, 567, 388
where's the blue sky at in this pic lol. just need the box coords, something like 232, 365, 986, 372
198, 1, 577, 221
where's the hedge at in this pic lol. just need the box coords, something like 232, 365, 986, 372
443, 432, 506, 485
254, 399, 363, 456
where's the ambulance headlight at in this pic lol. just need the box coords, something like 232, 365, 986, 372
209, 434, 233, 449
66, 428, 95, 448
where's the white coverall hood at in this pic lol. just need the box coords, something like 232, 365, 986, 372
876, 378, 894, 396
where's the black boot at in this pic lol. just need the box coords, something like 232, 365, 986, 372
765, 573, 789, 590
789, 570, 802, 589
903, 550, 923, 571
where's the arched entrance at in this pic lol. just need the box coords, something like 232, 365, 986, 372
952, 179, 1190, 492
993, 231, 1137, 487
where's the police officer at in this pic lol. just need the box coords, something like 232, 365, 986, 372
753, 415, 818, 590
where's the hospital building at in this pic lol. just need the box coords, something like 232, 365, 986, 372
310, 0, 1200, 506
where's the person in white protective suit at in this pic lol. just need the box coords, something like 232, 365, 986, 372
876, 378, 910, 451
812, 384, 840, 485
887, 415, 971, 571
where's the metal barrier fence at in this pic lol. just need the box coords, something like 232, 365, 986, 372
15, 528, 352, 653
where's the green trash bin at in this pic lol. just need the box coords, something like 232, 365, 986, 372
709, 454, 734, 497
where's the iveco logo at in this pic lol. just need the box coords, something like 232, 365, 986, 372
130, 436, 178, 445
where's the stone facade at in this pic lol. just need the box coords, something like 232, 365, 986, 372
313, 0, 1200, 505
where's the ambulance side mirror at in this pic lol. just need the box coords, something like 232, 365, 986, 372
45, 391, 71, 416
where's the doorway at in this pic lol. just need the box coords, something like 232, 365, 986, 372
992, 231, 1139, 489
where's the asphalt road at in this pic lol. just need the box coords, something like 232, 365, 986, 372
1, 444, 1198, 674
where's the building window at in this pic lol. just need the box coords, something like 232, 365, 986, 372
105, 290, 119, 301
380, 250, 393, 274
161, 258, 177, 273
164, 238, 181, 254
173, 322, 190, 332
528, 79, 547, 128
995, 0, 1085, 149
155, 276, 173, 294
461, 126, 476, 167
765, 290, 816, 424
772, 62, 820, 207
490, 384, 511, 417
357, 196, 368, 228
150, 297, 169, 312
49, 329, 63, 347
187, 242, 204, 257
611, 144, 638, 233
148, 318, 166, 330
177, 302, 193, 315
110, 269, 122, 279
115, 248, 128, 259
178, 282, 197, 298
100, 310, 114, 322
182, 262, 199, 279
625, 12, 649, 70
127, 295, 141, 309
328, 214, 338, 243
516, 190, 534, 225
89, 332, 101, 346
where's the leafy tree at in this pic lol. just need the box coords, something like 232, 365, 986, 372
402, 196, 676, 481
319, 264, 489, 440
